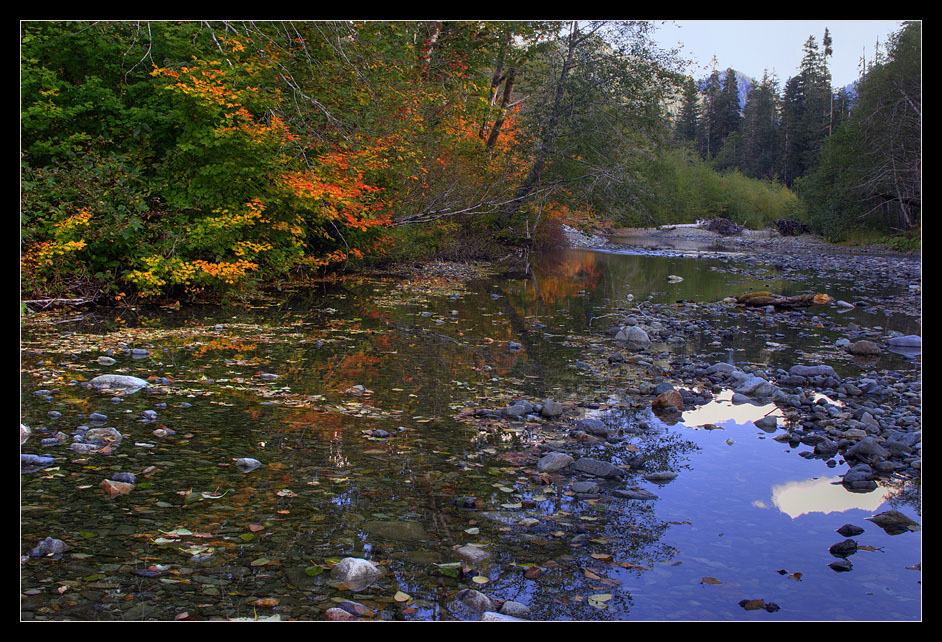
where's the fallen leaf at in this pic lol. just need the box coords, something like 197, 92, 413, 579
252, 597, 280, 607
739, 599, 766, 611
701, 577, 723, 585
394, 591, 411, 602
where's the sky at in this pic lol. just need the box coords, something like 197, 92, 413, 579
648, 20, 908, 88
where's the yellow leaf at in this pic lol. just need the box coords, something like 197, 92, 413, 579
394, 591, 411, 602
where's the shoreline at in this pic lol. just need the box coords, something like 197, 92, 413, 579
561, 223, 921, 257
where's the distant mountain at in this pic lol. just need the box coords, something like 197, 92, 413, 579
697, 70, 859, 113
696, 69, 754, 113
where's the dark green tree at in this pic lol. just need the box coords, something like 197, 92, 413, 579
739, 71, 782, 180
674, 77, 700, 146
799, 21, 921, 238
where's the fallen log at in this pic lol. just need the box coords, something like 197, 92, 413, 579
22, 298, 94, 309
736, 291, 831, 308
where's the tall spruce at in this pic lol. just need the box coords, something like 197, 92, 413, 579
740, 71, 781, 180
675, 77, 700, 145
697, 66, 722, 159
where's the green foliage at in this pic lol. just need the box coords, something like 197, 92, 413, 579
632, 148, 801, 229
798, 21, 921, 242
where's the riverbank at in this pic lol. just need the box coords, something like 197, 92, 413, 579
562, 222, 921, 257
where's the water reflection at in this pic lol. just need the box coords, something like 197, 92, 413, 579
770, 476, 893, 519
681, 389, 783, 428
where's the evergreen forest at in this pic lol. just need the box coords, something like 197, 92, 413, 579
20, 20, 922, 303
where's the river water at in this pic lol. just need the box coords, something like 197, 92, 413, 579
20, 244, 921, 621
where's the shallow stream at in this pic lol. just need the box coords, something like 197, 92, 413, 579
20, 245, 921, 621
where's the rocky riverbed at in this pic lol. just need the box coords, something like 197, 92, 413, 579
20, 223, 921, 621
548, 223, 922, 493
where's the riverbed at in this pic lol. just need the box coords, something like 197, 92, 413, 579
20, 235, 921, 621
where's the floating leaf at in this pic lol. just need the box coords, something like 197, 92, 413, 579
394, 590, 411, 602
252, 597, 280, 607
701, 576, 723, 585
587, 593, 612, 609
471, 575, 489, 584
739, 599, 767, 611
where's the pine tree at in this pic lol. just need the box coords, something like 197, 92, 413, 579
740, 71, 781, 180
675, 77, 700, 145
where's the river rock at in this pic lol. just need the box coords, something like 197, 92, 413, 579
614, 487, 659, 500
615, 325, 650, 349
652, 390, 683, 410
847, 340, 881, 356
21, 454, 55, 473
100, 479, 134, 497
828, 539, 858, 557
842, 463, 877, 491
837, 524, 865, 537
330, 557, 383, 591
866, 510, 920, 534
575, 418, 609, 436
456, 588, 497, 613
643, 471, 678, 483
455, 545, 491, 565
571, 457, 625, 479
88, 374, 149, 393
537, 452, 573, 473
234, 458, 264, 472
498, 600, 531, 618
571, 480, 600, 494
789, 364, 838, 379
540, 399, 563, 417
28, 536, 69, 559
845, 436, 891, 463
886, 335, 920, 348
84, 427, 123, 447
754, 416, 779, 431
730, 371, 775, 397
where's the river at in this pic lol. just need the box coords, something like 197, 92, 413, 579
20, 243, 921, 621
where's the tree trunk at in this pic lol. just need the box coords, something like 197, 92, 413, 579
496, 21, 579, 228
485, 66, 516, 150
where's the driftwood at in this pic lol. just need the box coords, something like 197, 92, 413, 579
736, 291, 831, 308
22, 298, 93, 309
